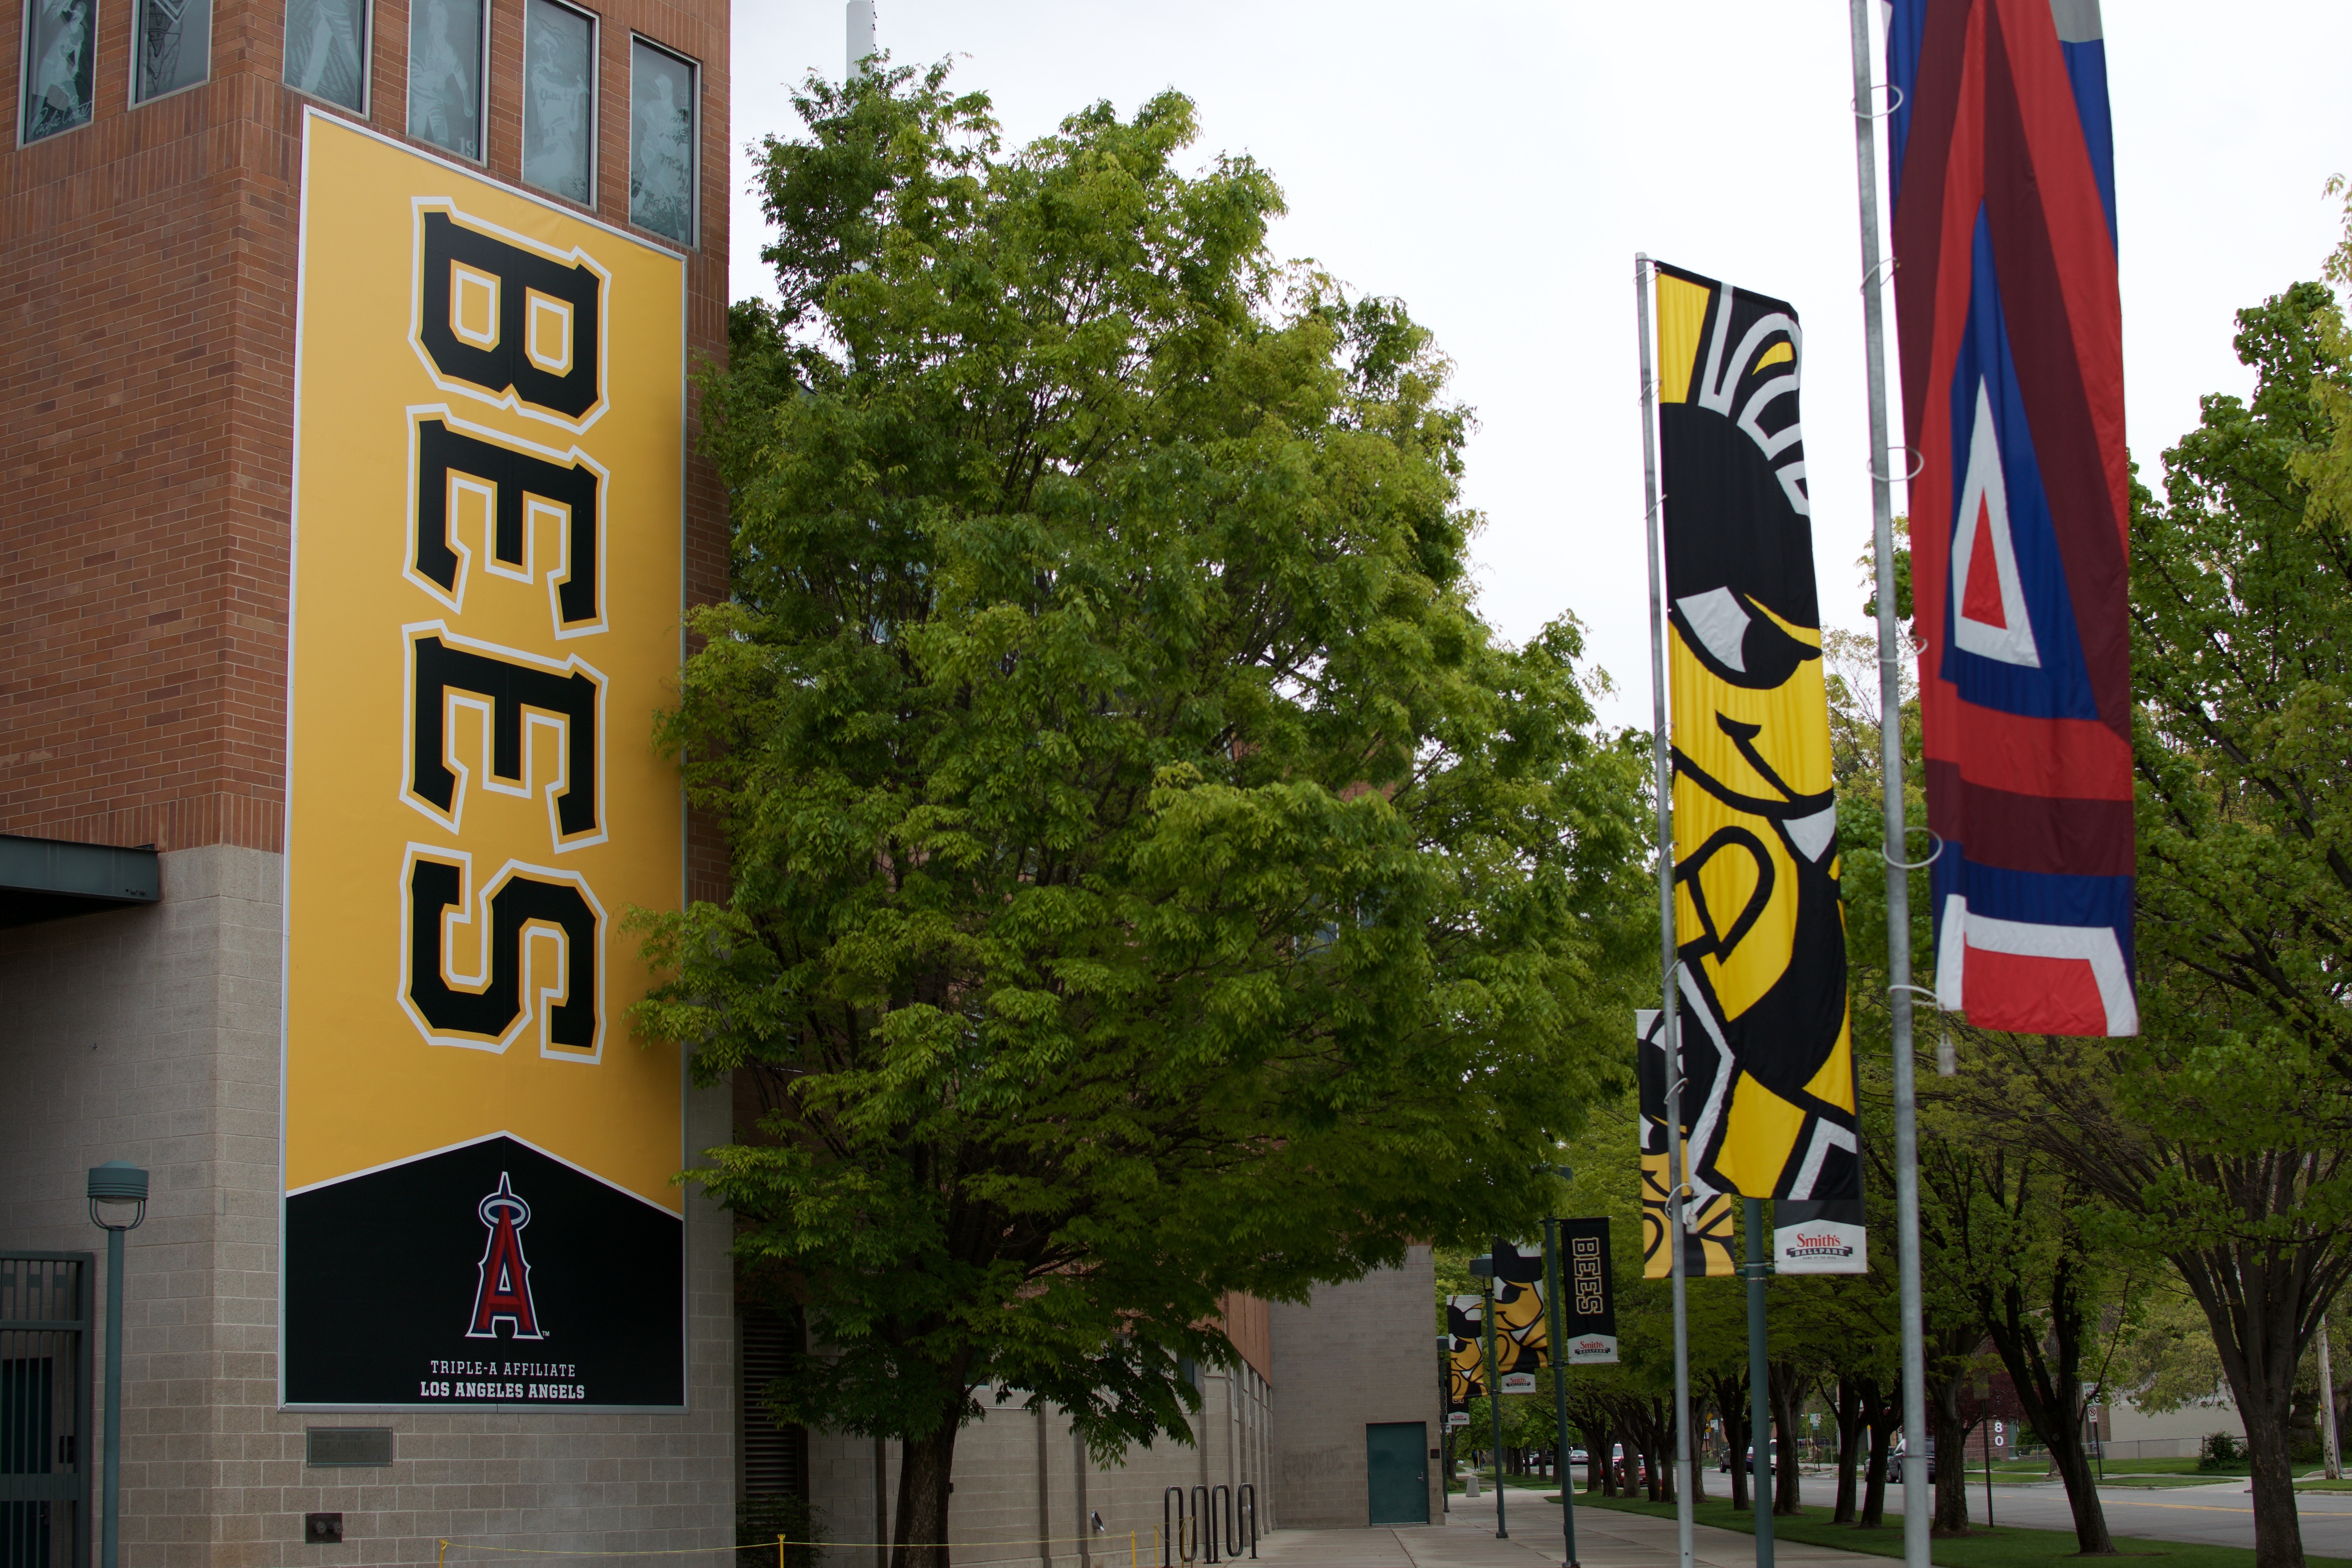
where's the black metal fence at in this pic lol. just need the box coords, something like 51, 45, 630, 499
2, 1253, 92, 1568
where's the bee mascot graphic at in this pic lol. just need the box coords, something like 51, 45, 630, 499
1640, 262, 1860, 1278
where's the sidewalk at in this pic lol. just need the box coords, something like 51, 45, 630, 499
1252, 1490, 1888, 1568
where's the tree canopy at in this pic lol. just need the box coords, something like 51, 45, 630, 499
637, 62, 1653, 1563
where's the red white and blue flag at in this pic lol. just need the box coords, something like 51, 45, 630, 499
1886, 0, 2136, 1036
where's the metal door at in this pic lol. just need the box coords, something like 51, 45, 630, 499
1365, 1421, 1429, 1526
3, 1254, 90, 1568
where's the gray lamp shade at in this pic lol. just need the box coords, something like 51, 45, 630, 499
87, 1161, 149, 1202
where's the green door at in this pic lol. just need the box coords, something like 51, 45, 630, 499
1366, 1421, 1430, 1525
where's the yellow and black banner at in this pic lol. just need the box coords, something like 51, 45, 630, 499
1444, 1294, 1484, 1423
1638, 1009, 1736, 1279
280, 111, 687, 1407
1648, 261, 1862, 1272
1443, 1241, 1551, 1416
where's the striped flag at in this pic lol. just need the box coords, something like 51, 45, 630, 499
1887, 0, 2136, 1036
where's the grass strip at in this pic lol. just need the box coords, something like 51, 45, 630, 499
1568, 1492, 2352, 1568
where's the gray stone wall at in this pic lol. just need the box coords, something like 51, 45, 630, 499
1265, 1249, 1441, 1529
0, 844, 736, 1568
801, 1364, 1274, 1568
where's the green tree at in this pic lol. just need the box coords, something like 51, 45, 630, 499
1912, 1124, 2126, 1551
640, 64, 1651, 1565
1954, 272, 2352, 1568
2132, 278, 2352, 1094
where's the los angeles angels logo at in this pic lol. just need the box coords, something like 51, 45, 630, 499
467, 1172, 545, 1339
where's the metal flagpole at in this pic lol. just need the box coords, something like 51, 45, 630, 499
1543, 1218, 1581, 1568
1635, 251, 1697, 1568
1844, 9, 1931, 1568
1485, 1254, 1509, 1539
1744, 1200, 1775, 1568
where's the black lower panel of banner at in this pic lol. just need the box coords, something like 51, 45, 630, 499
286, 1134, 683, 1407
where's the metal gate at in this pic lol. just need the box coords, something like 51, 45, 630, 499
2, 1254, 91, 1568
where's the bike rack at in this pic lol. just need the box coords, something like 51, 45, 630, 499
1192, 1485, 1217, 1563
1236, 1484, 1258, 1559
1164, 1488, 1188, 1567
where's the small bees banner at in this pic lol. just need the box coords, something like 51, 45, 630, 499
1556, 1218, 1619, 1365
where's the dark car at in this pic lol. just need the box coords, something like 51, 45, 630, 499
1890, 1443, 1938, 1484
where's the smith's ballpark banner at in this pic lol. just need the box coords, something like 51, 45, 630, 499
281, 111, 686, 1408
1556, 1218, 1620, 1365
1886, 0, 2137, 1036
1647, 262, 1866, 1274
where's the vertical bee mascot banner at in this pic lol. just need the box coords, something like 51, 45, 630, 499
279, 110, 687, 1408
1445, 1295, 1485, 1424
1646, 263, 1865, 1276
1639, 1008, 1735, 1278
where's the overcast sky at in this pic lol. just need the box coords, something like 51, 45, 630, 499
724, 3, 2352, 730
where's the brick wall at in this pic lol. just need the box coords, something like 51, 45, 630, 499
0, 0, 730, 868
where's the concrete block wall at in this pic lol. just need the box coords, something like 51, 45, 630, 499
803, 1364, 1275, 1568
1265, 1248, 1441, 1530
0, 844, 736, 1567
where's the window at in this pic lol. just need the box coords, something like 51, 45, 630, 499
284, 0, 367, 112
627, 37, 693, 245
522, 0, 593, 203
132, 0, 209, 101
20, 0, 96, 143
408, 0, 485, 161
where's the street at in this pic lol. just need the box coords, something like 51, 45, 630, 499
1602, 1470, 2352, 1556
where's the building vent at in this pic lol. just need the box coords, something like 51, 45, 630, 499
740, 1306, 807, 1500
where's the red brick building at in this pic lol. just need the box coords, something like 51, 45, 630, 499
2, 0, 736, 1556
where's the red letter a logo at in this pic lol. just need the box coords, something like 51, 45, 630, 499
467, 1172, 545, 1340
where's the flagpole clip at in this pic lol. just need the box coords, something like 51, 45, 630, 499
1881, 826, 1942, 871
1869, 445, 1925, 482
1860, 258, 1900, 292
1887, 983, 1940, 1009
1854, 82, 1908, 120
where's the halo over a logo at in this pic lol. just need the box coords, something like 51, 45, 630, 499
467, 1171, 545, 1340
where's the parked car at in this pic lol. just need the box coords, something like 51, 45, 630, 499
1890, 1442, 1938, 1484
1569, 1448, 1589, 1466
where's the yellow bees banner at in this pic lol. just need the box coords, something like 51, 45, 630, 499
280, 111, 688, 1406
1645, 261, 1864, 1274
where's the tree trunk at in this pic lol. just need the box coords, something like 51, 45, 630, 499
1689, 1406, 1709, 1504
1974, 1230, 2115, 1553
2171, 1231, 2326, 1568
1930, 1376, 1972, 1537
2245, 1396, 2306, 1568
1771, 1361, 1804, 1515
1833, 1376, 1864, 1523
1581, 1418, 1611, 1495
1712, 1373, 1752, 1511
1858, 1375, 1900, 1529
891, 1419, 960, 1568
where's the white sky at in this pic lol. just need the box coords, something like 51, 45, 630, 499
726, 2, 2352, 730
